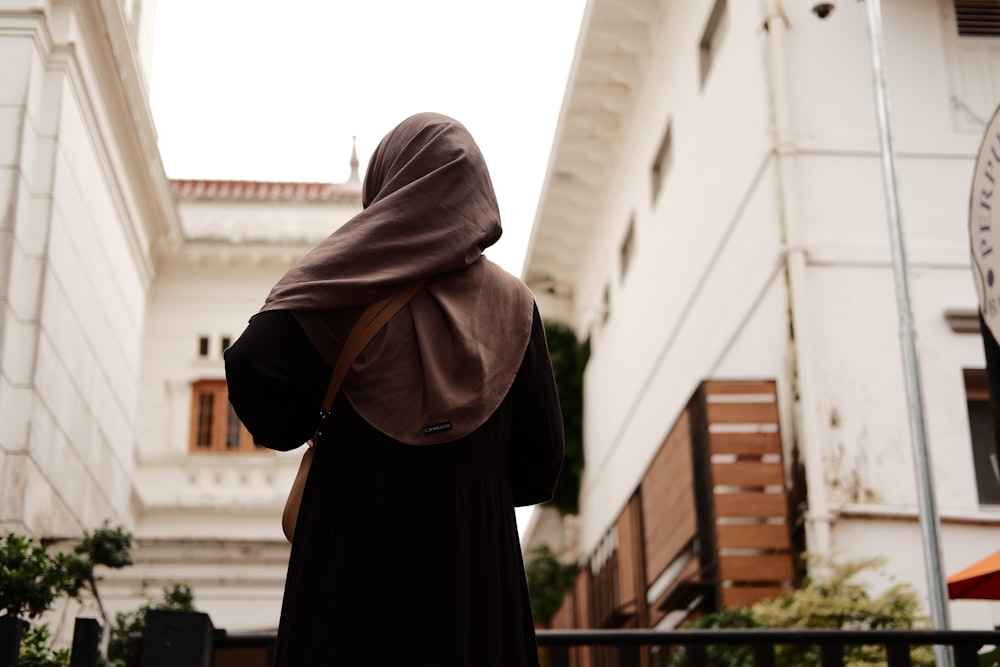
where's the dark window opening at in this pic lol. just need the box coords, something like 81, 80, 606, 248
620, 216, 636, 280
651, 122, 673, 204
964, 368, 1000, 504
196, 393, 214, 448
699, 0, 728, 86
955, 0, 1000, 37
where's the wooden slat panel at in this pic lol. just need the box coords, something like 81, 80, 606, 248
709, 431, 781, 456
719, 555, 795, 582
714, 492, 788, 518
548, 589, 575, 629
573, 569, 594, 667
706, 401, 779, 425
643, 472, 697, 565
703, 381, 776, 396
641, 410, 699, 583
573, 569, 591, 629
715, 523, 790, 550
616, 508, 636, 610
646, 513, 697, 585
711, 461, 784, 487
721, 585, 786, 609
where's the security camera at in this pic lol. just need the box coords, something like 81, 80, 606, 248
811, 2, 835, 18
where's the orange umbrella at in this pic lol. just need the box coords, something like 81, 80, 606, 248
947, 550, 1000, 600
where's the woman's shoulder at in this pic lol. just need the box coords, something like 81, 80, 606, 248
478, 257, 535, 309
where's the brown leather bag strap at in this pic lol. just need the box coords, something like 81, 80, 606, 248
316, 279, 427, 432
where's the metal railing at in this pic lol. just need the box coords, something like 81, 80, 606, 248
536, 629, 1000, 667
5, 616, 998, 666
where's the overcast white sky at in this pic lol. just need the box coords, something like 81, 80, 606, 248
149, 0, 586, 277
149, 1, 586, 535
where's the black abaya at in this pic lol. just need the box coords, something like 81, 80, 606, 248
225, 305, 564, 666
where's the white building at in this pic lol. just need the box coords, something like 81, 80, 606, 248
522, 0, 1000, 632
0, 0, 362, 635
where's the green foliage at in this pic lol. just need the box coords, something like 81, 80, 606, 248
671, 558, 936, 667
17, 625, 70, 667
104, 584, 196, 667
0, 533, 82, 619
2, 523, 146, 666
754, 558, 923, 630
543, 320, 589, 515
1, 522, 136, 621
525, 545, 579, 623
76, 524, 133, 571
668, 608, 761, 667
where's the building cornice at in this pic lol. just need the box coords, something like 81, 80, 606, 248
73, 0, 183, 273
522, 0, 662, 316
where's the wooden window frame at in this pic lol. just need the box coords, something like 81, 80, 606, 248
188, 379, 258, 453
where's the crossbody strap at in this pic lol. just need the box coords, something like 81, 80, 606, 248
314, 279, 427, 439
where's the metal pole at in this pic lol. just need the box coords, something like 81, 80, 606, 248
860, 1, 953, 664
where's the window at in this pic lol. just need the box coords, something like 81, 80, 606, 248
197, 336, 210, 357
963, 369, 1000, 504
189, 379, 257, 453
620, 216, 636, 280
651, 121, 673, 204
699, 0, 728, 86
955, 0, 1000, 37
221, 336, 232, 356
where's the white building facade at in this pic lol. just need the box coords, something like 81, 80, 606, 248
523, 0, 1000, 630
0, 0, 362, 635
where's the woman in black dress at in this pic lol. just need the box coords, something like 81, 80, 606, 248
225, 112, 565, 666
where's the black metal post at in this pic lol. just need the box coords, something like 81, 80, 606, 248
69, 618, 101, 667
0, 616, 25, 666
885, 641, 911, 667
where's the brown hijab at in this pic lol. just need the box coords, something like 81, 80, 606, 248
258, 112, 534, 445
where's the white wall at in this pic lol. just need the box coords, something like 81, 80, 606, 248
133, 194, 359, 541
573, 0, 787, 557
541, 0, 1000, 627
0, 2, 171, 536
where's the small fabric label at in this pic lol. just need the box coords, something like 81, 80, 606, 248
423, 421, 453, 435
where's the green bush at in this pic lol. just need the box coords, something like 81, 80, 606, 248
525, 545, 579, 623
1, 523, 192, 666
104, 584, 196, 667
668, 608, 760, 667
670, 558, 936, 667
0, 533, 83, 619
16, 625, 70, 667
543, 320, 588, 516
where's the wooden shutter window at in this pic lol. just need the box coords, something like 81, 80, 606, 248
188, 379, 257, 453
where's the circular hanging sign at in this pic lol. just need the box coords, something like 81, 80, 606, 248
970, 103, 1000, 340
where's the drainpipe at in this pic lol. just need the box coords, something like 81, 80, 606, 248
762, 0, 833, 557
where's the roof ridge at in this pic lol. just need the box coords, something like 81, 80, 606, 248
169, 178, 362, 202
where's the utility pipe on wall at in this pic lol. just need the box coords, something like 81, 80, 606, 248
763, 0, 833, 557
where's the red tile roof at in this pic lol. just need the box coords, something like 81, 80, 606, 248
170, 179, 362, 202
